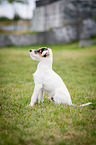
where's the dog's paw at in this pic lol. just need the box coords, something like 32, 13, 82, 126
42, 100, 44, 103
26, 103, 34, 107
41, 99, 44, 103
48, 97, 54, 102
38, 99, 44, 104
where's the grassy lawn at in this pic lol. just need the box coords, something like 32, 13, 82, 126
0, 43, 96, 145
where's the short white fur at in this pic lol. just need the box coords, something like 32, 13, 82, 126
27, 47, 92, 107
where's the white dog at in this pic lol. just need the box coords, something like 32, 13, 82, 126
27, 47, 92, 107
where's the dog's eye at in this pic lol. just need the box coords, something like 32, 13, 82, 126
43, 54, 46, 57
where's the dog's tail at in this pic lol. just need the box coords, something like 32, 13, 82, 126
72, 102, 92, 107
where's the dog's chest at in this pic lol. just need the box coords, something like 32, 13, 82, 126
33, 69, 50, 84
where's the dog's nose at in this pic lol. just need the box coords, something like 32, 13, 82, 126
30, 49, 32, 52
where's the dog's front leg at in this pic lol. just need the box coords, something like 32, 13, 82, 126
38, 89, 44, 104
28, 84, 42, 106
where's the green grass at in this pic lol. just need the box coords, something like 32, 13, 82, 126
0, 43, 96, 145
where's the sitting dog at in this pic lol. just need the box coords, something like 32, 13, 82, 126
27, 47, 92, 107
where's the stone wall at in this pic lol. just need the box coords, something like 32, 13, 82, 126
31, 0, 96, 32
0, 19, 96, 47
36, 0, 58, 7
0, 0, 96, 47
31, 0, 67, 32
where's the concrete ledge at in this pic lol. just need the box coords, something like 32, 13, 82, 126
0, 34, 38, 47
0, 28, 96, 47
79, 40, 96, 47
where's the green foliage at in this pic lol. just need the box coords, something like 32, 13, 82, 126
77, 18, 82, 23
8, 0, 25, 3
63, 23, 67, 26
8, 0, 13, 3
0, 43, 96, 145
13, 14, 21, 21
29, 31, 37, 35
0, 17, 11, 21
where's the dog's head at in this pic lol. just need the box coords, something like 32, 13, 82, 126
30, 47, 52, 61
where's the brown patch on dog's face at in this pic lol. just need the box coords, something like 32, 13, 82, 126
34, 47, 48, 57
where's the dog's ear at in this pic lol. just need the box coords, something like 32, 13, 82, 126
42, 50, 49, 57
